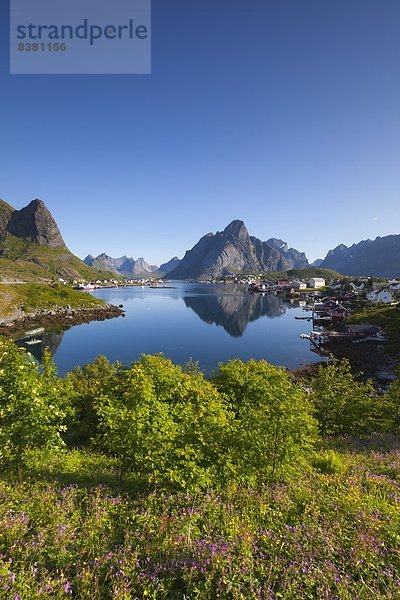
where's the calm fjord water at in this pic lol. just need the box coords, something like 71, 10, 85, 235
40, 283, 322, 375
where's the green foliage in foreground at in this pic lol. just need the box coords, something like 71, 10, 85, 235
0, 342, 66, 466
0, 441, 398, 599
0, 339, 400, 598
309, 360, 378, 436
213, 360, 316, 482
1, 339, 399, 489
65, 353, 317, 489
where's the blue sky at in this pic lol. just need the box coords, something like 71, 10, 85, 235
1, 0, 400, 264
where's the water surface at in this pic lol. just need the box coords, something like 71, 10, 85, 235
25, 283, 322, 375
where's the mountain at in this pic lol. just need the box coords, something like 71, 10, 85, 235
6, 199, 65, 248
119, 257, 158, 277
85, 253, 158, 278
311, 259, 324, 267
84, 253, 130, 275
158, 256, 181, 275
321, 235, 400, 277
168, 220, 306, 279
0, 198, 115, 282
265, 238, 309, 269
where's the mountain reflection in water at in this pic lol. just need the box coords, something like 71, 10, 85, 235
183, 292, 296, 337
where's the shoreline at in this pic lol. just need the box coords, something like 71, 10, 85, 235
293, 339, 397, 389
0, 303, 124, 337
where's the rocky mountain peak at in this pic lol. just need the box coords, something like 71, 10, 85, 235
168, 219, 303, 279
223, 220, 249, 240
6, 198, 65, 248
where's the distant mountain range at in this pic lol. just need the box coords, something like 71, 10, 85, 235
85, 218, 309, 280
2, 198, 399, 282
320, 235, 400, 278
0, 198, 113, 282
84, 253, 181, 278
168, 220, 309, 279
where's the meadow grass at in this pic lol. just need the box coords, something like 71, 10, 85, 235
0, 439, 399, 599
0, 283, 103, 318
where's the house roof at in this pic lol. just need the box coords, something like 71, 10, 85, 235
347, 324, 381, 334
368, 288, 392, 297
330, 304, 350, 313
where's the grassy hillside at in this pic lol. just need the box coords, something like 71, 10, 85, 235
0, 234, 116, 282
348, 303, 400, 357
0, 283, 104, 318
267, 267, 344, 281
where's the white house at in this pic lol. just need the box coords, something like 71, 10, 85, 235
367, 288, 393, 304
308, 278, 326, 289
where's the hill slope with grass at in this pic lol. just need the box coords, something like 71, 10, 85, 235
0, 198, 116, 282
0, 283, 104, 319
267, 267, 343, 281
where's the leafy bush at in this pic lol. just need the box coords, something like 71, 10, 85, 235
64, 356, 118, 446
380, 378, 400, 435
309, 359, 377, 436
213, 359, 317, 482
95, 355, 232, 489
0, 339, 66, 468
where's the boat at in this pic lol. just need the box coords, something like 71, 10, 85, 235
25, 338, 42, 346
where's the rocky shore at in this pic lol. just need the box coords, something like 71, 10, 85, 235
0, 303, 124, 336
294, 340, 397, 389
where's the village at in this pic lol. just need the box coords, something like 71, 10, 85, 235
246, 274, 400, 347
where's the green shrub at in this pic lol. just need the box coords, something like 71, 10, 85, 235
309, 359, 378, 436
213, 359, 318, 482
0, 339, 66, 468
